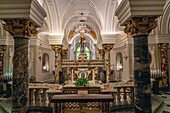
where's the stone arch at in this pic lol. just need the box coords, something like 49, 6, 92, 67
161, 1, 170, 34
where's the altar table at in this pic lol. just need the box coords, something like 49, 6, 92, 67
51, 94, 114, 113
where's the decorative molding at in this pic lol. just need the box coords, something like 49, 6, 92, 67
0, 0, 47, 27
115, 0, 166, 26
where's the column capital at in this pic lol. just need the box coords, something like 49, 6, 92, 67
98, 49, 105, 55
51, 45, 63, 53
0, 45, 6, 53
124, 17, 157, 36
3, 19, 38, 38
103, 44, 113, 52
159, 43, 169, 51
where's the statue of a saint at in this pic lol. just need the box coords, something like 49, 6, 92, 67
79, 33, 86, 54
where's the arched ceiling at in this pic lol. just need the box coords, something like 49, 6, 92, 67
39, 0, 122, 34
37, 0, 127, 46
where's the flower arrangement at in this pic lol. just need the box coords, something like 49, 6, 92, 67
74, 77, 89, 86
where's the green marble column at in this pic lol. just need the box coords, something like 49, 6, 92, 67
133, 35, 151, 113
12, 37, 29, 113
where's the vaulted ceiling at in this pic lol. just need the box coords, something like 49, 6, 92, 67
38, 0, 123, 37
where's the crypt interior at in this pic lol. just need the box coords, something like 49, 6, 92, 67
0, 0, 170, 113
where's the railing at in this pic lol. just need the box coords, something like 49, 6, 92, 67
102, 82, 134, 107
29, 82, 134, 112
29, 84, 62, 108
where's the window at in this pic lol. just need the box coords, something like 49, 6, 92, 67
42, 53, 49, 72
76, 46, 90, 60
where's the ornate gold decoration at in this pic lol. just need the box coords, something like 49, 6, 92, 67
98, 49, 105, 55
0, 45, 6, 53
3, 19, 38, 37
89, 29, 97, 40
68, 28, 76, 40
68, 25, 97, 40
124, 17, 157, 36
103, 44, 113, 52
88, 60, 92, 66
81, 58, 85, 63
51, 45, 62, 52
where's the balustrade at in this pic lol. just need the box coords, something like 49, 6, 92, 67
29, 83, 62, 108
29, 82, 134, 112
102, 82, 134, 107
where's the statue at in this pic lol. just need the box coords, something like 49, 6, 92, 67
79, 32, 86, 54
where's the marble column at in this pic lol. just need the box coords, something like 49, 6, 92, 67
159, 43, 169, 87
123, 17, 158, 113
51, 45, 62, 84
3, 19, 38, 113
133, 35, 151, 112
103, 45, 113, 83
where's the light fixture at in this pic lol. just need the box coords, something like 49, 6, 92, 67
43, 66, 47, 70
119, 65, 123, 70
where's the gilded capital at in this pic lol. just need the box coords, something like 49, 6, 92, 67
3, 19, 38, 38
0, 45, 6, 53
124, 17, 157, 36
98, 49, 105, 55
103, 44, 113, 52
51, 45, 62, 53
159, 43, 169, 51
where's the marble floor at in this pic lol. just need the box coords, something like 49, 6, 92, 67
155, 92, 170, 113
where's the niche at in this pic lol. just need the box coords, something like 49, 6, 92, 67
116, 52, 123, 71
42, 53, 49, 72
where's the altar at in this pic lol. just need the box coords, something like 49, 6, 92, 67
62, 59, 104, 84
